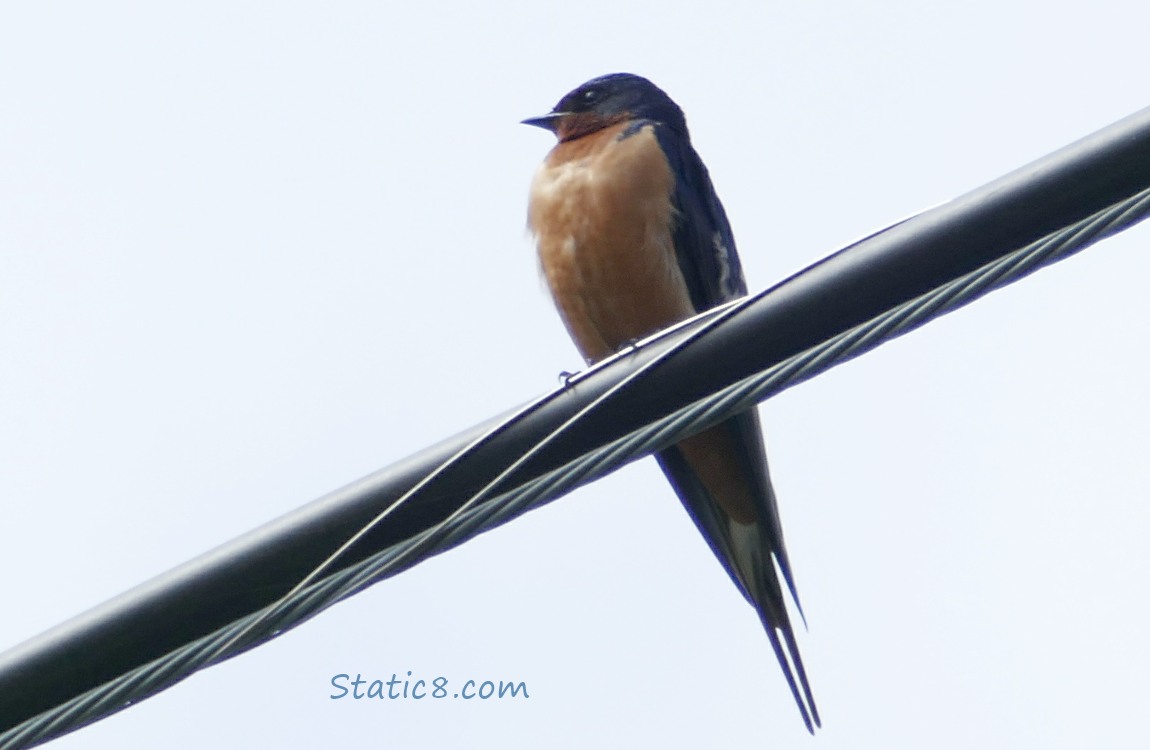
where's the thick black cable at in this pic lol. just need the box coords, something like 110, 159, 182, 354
2, 105, 1150, 742
3, 182, 1147, 750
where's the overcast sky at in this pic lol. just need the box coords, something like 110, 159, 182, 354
3, 2, 1150, 748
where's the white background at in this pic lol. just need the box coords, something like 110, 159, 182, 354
3, 2, 1149, 747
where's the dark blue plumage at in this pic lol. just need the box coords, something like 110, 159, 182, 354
524, 73, 818, 732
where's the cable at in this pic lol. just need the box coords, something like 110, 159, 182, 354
4, 179, 1146, 750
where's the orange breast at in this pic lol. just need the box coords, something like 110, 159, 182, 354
528, 121, 759, 526
528, 122, 695, 364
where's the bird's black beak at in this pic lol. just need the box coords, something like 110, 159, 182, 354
521, 112, 567, 133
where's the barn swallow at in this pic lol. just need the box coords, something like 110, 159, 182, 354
524, 73, 819, 732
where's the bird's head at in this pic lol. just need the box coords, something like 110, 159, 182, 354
522, 73, 688, 142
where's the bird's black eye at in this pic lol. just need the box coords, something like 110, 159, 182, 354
580, 88, 600, 106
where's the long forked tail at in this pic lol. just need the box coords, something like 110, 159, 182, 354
655, 409, 819, 731
760, 597, 820, 733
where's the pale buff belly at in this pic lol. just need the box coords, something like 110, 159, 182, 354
528, 123, 696, 364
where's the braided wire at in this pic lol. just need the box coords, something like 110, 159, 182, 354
3, 185, 1148, 749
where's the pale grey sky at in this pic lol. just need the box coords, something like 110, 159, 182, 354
3, 2, 1150, 747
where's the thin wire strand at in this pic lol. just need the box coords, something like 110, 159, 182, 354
3, 186, 1148, 750
203, 292, 753, 662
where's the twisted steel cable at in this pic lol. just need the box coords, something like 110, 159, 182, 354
4, 181, 1147, 750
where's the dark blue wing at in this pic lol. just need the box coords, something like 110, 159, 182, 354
652, 124, 746, 310
649, 122, 820, 731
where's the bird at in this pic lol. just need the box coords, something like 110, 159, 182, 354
523, 73, 819, 732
